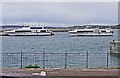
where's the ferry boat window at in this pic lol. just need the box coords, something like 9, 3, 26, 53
40, 30, 46, 32
111, 31, 114, 33
24, 26, 29, 28
77, 31, 93, 33
16, 30, 31, 32
31, 27, 42, 29
32, 30, 37, 32
101, 31, 106, 32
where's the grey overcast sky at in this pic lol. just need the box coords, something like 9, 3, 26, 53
2, 2, 118, 26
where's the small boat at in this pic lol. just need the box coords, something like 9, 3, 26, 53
68, 28, 114, 36
6, 26, 54, 36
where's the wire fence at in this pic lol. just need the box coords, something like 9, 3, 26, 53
2, 51, 110, 69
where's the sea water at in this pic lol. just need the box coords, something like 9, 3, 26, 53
1, 29, 119, 68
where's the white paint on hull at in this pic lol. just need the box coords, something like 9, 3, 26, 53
9, 32, 53, 36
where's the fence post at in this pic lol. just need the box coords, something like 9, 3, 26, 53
86, 51, 88, 68
20, 51, 23, 69
43, 51, 45, 69
65, 51, 67, 69
107, 51, 109, 68
11, 53, 13, 68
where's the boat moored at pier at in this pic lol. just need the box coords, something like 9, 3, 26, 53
6, 26, 54, 36
68, 28, 114, 36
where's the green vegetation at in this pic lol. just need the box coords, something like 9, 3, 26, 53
110, 66, 120, 69
25, 64, 40, 68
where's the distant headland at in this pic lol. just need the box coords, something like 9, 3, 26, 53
0, 24, 120, 32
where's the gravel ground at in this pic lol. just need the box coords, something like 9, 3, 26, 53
0, 68, 120, 77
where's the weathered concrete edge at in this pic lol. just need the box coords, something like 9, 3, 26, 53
0, 68, 120, 77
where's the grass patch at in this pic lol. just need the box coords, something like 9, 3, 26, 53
25, 64, 40, 68
109, 66, 120, 69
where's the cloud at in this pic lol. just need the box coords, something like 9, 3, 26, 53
1, 0, 119, 2
2, 2, 118, 25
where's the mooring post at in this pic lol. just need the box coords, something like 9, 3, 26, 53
11, 53, 13, 67
65, 51, 67, 69
107, 51, 109, 68
20, 51, 23, 69
86, 51, 89, 68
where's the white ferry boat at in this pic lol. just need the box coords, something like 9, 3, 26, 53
7, 26, 54, 36
68, 28, 113, 36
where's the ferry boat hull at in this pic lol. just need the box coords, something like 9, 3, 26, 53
7, 26, 54, 36
68, 28, 114, 36
8, 32, 54, 36
69, 33, 113, 36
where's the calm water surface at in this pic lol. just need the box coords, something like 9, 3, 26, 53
2, 29, 119, 53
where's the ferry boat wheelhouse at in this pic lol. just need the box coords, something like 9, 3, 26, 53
68, 28, 113, 36
7, 26, 54, 36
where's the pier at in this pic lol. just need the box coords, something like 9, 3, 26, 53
110, 40, 120, 54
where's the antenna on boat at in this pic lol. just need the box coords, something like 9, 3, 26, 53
85, 26, 89, 29
4, 20, 6, 26
42, 26, 45, 29
23, 22, 24, 26
39, 21, 41, 26
39, 22, 44, 29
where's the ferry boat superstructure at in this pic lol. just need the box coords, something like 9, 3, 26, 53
7, 26, 54, 36
68, 28, 113, 36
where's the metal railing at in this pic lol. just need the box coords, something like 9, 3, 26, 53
2, 51, 110, 69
